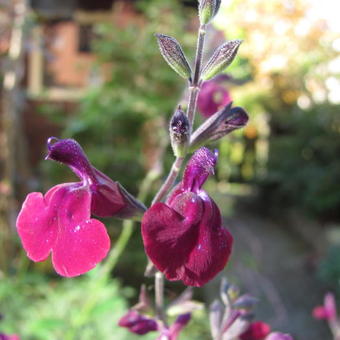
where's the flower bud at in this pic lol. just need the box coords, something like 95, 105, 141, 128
118, 310, 158, 335
201, 40, 242, 81
190, 104, 248, 150
156, 34, 192, 80
198, 0, 222, 25
170, 106, 190, 157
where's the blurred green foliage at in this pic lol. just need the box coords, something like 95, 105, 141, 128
0, 273, 142, 340
216, 0, 340, 220
258, 103, 340, 219
42, 0, 196, 194
318, 245, 340, 291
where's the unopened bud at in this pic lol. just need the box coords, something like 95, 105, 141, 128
198, 0, 222, 25
156, 34, 192, 80
170, 106, 190, 157
190, 103, 248, 150
201, 40, 242, 81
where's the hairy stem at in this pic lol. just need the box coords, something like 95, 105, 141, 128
188, 24, 206, 125
151, 156, 184, 205
193, 24, 206, 87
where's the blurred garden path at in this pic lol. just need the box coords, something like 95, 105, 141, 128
206, 191, 331, 340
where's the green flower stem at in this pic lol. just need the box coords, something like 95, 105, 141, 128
151, 156, 184, 205
155, 271, 167, 326
188, 24, 206, 125
193, 24, 206, 87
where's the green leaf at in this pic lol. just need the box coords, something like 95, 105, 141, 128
201, 40, 242, 81
156, 34, 192, 80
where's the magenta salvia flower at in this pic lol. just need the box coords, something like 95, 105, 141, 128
313, 292, 337, 321
197, 79, 232, 118
142, 147, 233, 287
16, 138, 145, 277
0, 335, 20, 340
118, 310, 158, 335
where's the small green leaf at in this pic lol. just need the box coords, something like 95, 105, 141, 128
201, 40, 242, 81
156, 34, 192, 80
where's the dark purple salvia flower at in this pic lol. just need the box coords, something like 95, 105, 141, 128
118, 310, 158, 335
141, 147, 233, 287
16, 138, 145, 277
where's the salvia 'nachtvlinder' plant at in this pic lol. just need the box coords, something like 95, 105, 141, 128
15, 0, 294, 338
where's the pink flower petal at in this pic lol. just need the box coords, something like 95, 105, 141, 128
16, 188, 63, 262
51, 186, 110, 277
